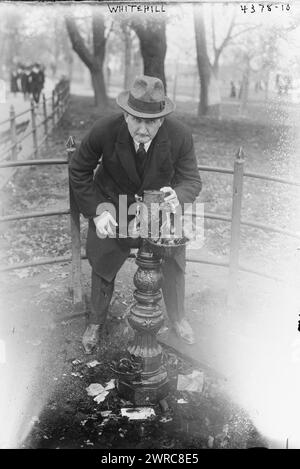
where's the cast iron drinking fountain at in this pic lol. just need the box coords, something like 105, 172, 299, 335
111, 190, 188, 408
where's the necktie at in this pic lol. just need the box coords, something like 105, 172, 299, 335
135, 143, 148, 179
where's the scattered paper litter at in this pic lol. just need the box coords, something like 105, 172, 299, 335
72, 359, 82, 366
86, 380, 115, 404
86, 383, 105, 397
121, 407, 155, 420
94, 391, 109, 404
86, 360, 100, 368
177, 398, 188, 404
100, 411, 112, 418
104, 379, 115, 391
71, 372, 83, 378
177, 370, 204, 392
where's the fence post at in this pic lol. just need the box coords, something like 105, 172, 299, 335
30, 100, 38, 159
228, 147, 245, 308
52, 90, 56, 130
10, 105, 17, 161
66, 135, 83, 310
42, 93, 49, 148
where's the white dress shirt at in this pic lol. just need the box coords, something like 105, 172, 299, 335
133, 139, 152, 153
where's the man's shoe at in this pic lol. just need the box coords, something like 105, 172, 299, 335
173, 318, 195, 345
82, 324, 100, 354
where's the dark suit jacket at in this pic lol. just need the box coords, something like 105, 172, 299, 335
69, 113, 201, 281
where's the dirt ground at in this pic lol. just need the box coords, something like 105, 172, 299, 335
0, 258, 268, 450
1, 94, 299, 449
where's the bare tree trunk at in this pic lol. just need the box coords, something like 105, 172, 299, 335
92, 12, 107, 109
132, 18, 167, 90
91, 67, 107, 108
121, 22, 132, 89
65, 11, 107, 110
194, 4, 220, 118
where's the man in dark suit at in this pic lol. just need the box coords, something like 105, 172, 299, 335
69, 75, 201, 353
30, 63, 44, 104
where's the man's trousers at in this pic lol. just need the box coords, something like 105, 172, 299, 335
89, 256, 185, 326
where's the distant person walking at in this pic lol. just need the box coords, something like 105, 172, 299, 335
230, 81, 236, 98
10, 69, 19, 96
21, 66, 32, 101
30, 63, 45, 104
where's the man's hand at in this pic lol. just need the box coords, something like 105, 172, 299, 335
160, 187, 179, 213
94, 211, 118, 237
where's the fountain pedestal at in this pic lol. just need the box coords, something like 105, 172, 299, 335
117, 191, 169, 405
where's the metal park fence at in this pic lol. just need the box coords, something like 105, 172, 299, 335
0, 78, 70, 190
0, 132, 299, 310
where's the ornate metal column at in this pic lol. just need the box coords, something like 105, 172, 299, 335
116, 191, 169, 405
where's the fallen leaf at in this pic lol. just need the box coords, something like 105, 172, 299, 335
72, 359, 82, 366
177, 398, 188, 404
86, 360, 101, 368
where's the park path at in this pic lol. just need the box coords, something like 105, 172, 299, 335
0, 77, 58, 190
0, 77, 55, 126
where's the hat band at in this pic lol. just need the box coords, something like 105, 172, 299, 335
128, 93, 165, 114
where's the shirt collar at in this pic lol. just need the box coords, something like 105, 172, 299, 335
133, 139, 152, 153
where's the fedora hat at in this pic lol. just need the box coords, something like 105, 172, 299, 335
116, 75, 175, 118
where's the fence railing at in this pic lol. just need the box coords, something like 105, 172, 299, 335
0, 134, 299, 310
0, 78, 70, 190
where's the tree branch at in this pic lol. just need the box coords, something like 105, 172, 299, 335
211, 7, 217, 55
212, 10, 236, 72
65, 15, 94, 70
92, 12, 106, 61
218, 12, 236, 51
105, 19, 115, 41
230, 25, 261, 41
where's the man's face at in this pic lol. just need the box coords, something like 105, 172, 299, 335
125, 113, 164, 144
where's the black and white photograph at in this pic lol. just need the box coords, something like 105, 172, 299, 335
0, 0, 300, 451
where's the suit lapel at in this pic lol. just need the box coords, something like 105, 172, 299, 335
115, 120, 141, 188
114, 118, 172, 195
